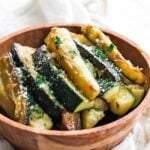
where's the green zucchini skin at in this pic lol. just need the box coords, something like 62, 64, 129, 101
29, 103, 53, 129
24, 70, 64, 117
74, 39, 121, 82
103, 83, 135, 115
8, 51, 53, 129
81, 109, 105, 129
10, 44, 64, 118
32, 45, 91, 112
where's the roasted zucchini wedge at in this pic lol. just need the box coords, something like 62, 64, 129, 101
0, 54, 28, 123
94, 97, 109, 111
17, 71, 53, 129
82, 109, 105, 129
97, 77, 135, 115
29, 103, 53, 129
120, 75, 145, 108
45, 27, 100, 100
10, 43, 64, 118
81, 25, 145, 84
103, 83, 135, 115
126, 84, 145, 108
32, 45, 94, 112
61, 112, 81, 130
74, 39, 121, 82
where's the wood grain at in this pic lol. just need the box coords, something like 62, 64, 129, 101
0, 24, 149, 150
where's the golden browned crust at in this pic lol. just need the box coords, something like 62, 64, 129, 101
45, 27, 100, 100
0, 54, 27, 123
82, 25, 145, 84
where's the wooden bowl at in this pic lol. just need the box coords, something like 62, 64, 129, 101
0, 24, 150, 150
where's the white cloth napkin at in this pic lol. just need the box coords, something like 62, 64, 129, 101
0, 0, 149, 149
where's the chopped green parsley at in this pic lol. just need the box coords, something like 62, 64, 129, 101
92, 47, 106, 60
36, 75, 47, 85
108, 43, 115, 52
55, 36, 63, 47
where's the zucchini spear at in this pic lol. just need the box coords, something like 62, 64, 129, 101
81, 25, 145, 84
29, 103, 53, 129
32, 45, 95, 112
45, 27, 100, 100
74, 39, 121, 81
126, 84, 145, 108
103, 83, 135, 115
10, 43, 64, 118
82, 109, 105, 129
0, 55, 27, 123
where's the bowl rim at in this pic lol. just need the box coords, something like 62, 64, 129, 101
0, 23, 150, 136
